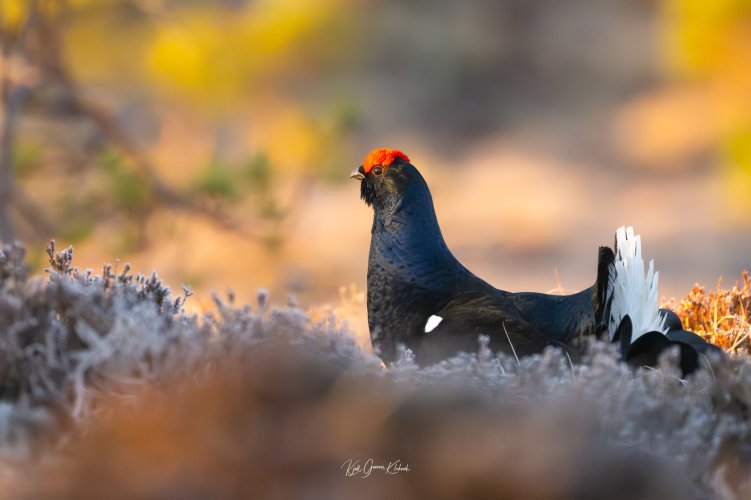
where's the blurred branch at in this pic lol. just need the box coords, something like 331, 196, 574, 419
0, 6, 36, 243
0, 73, 21, 243
56, 68, 262, 239
35, 13, 266, 242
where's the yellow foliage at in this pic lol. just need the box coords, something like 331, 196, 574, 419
66, 0, 118, 8
723, 126, 751, 214
147, 0, 346, 107
662, 0, 751, 112
262, 108, 324, 172
64, 11, 152, 83
52, 0, 351, 108
149, 22, 211, 92
0, 0, 27, 30
662, 0, 751, 76
661, 0, 751, 207
1, 0, 82, 31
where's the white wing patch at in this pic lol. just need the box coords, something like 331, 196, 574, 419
424, 315, 443, 333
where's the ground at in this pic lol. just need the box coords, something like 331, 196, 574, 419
0, 242, 749, 499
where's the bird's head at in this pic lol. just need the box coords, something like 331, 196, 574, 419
350, 148, 417, 208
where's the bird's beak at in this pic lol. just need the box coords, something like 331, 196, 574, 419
350, 166, 365, 181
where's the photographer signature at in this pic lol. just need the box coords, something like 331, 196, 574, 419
341, 459, 411, 478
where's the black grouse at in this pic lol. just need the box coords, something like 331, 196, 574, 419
351, 147, 722, 375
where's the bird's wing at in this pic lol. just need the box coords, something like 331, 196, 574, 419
411, 291, 578, 364
503, 247, 615, 343
506, 289, 594, 343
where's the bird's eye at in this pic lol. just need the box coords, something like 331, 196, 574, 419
373, 166, 383, 176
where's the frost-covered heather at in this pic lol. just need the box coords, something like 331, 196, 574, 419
1, 242, 750, 499
0, 242, 365, 456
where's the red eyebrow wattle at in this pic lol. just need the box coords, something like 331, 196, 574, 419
362, 148, 410, 173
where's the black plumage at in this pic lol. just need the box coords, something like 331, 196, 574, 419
352, 149, 721, 374
614, 310, 725, 376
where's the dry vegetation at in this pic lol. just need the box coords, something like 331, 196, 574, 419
0, 241, 750, 499
664, 271, 751, 355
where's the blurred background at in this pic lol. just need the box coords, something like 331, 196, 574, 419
1, 0, 750, 341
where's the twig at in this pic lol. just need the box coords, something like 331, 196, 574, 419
502, 321, 520, 365
36, 13, 266, 241
545, 267, 576, 295
494, 354, 507, 375
565, 351, 576, 382
56, 67, 261, 238
703, 355, 716, 382
0, 80, 20, 242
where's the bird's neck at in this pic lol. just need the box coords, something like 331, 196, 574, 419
367, 186, 477, 361
369, 184, 469, 291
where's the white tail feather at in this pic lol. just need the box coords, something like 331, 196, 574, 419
607, 226, 667, 342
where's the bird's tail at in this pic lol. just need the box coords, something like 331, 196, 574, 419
593, 245, 615, 334
595, 226, 723, 376
605, 226, 667, 342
